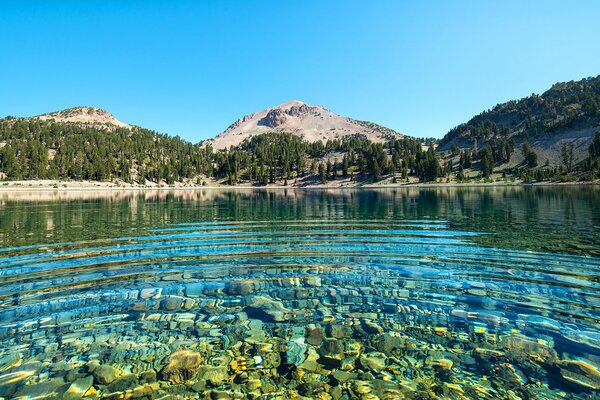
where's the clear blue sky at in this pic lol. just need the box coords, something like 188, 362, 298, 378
1, 1, 598, 141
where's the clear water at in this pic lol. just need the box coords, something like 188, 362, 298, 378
0, 187, 599, 399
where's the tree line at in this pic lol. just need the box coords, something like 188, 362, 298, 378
1, 117, 598, 186
0, 119, 443, 185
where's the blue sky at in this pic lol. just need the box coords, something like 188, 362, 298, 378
1, 1, 598, 141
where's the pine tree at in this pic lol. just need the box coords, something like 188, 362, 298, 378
480, 147, 494, 178
318, 162, 327, 183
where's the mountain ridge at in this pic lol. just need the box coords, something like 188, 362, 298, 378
439, 76, 600, 161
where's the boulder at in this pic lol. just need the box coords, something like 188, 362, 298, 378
159, 350, 202, 384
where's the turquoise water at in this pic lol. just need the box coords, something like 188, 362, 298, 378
0, 187, 598, 399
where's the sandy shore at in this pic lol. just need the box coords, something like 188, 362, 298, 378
0, 179, 598, 191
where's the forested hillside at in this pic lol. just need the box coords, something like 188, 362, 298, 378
0, 117, 438, 185
0, 118, 213, 184
441, 75, 600, 148
435, 75, 600, 182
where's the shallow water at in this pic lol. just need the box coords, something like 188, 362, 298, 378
0, 187, 599, 399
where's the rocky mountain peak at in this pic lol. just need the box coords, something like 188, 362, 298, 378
33, 106, 130, 129
208, 100, 402, 149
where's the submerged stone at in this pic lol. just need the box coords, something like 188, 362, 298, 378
92, 364, 118, 385
0, 353, 21, 373
0, 361, 41, 387
198, 366, 229, 386
358, 352, 387, 372
327, 324, 353, 339
318, 339, 345, 367
63, 375, 93, 400
332, 370, 358, 382
305, 326, 324, 346
106, 374, 139, 393
244, 295, 288, 322
374, 333, 405, 355
161, 296, 183, 311
12, 378, 68, 399
159, 350, 202, 384
285, 341, 308, 366
558, 359, 600, 390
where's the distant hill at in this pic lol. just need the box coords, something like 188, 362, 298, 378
439, 75, 600, 165
31, 106, 131, 129
0, 113, 213, 184
207, 100, 404, 150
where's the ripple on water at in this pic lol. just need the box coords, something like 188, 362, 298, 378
0, 219, 599, 398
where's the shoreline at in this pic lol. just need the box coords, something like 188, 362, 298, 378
1, 180, 599, 191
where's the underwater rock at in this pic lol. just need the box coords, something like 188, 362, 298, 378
197, 366, 229, 386
558, 359, 600, 390
186, 282, 221, 297
92, 364, 118, 385
350, 380, 373, 395
140, 288, 162, 299
327, 323, 353, 339
139, 369, 157, 383
12, 378, 68, 399
132, 383, 158, 398
519, 314, 563, 332
244, 295, 288, 322
205, 389, 236, 399
159, 350, 202, 384
359, 352, 387, 372
106, 374, 139, 393
226, 280, 260, 295
161, 296, 184, 311
305, 325, 324, 346
433, 358, 453, 371
298, 381, 332, 397
246, 378, 261, 391
0, 353, 21, 373
260, 351, 281, 369
503, 334, 556, 362
318, 339, 345, 367
0, 361, 41, 388
298, 348, 320, 372
493, 363, 526, 386
65, 368, 86, 383
304, 277, 322, 287
373, 333, 405, 355
332, 369, 358, 383
474, 347, 505, 361
63, 375, 93, 400
285, 341, 308, 366
445, 383, 464, 395
360, 320, 384, 335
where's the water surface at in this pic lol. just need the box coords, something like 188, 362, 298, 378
0, 187, 599, 399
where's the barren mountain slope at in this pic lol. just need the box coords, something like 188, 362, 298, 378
208, 100, 403, 149
32, 106, 131, 129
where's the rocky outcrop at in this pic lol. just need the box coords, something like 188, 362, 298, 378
259, 109, 287, 128
32, 106, 131, 129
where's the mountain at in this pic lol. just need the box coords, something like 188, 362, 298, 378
439, 75, 600, 165
31, 106, 131, 129
207, 100, 403, 150
0, 110, 213, 184
0, 105, 425, 186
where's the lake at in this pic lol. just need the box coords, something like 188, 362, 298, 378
0, 187, 599, 399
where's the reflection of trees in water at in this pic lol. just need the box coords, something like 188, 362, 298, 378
0, 187, 598, 255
